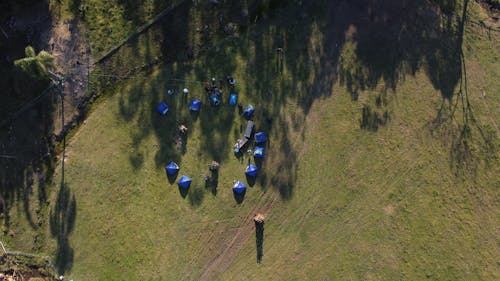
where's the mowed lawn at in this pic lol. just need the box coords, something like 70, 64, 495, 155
49, 1, 499, 280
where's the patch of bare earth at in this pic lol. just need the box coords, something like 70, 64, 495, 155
197, 196, 277, 281
41, 19, 94, 136
384, 204, 394, 216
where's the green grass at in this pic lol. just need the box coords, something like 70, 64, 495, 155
3, 0, 499, 280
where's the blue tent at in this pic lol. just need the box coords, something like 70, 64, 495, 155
156, 102, 169, 115
245, 164, 259, 177
243, 105, 254, 118
229, 93, 237, 106
165, 162, 179, 175
178, 175, 192, 189
255, 132, 267, 144
189, 99, 201, 111
254, 146, 265, 158
232, 180, 247, 194
209, 94, 221, 106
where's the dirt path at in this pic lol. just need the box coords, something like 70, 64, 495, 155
197, 195, 278, 281
40, 19, 94, 135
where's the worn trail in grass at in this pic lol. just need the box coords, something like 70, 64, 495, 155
46, 1, 500, 280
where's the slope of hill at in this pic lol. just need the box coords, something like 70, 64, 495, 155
1, 0, 499, 280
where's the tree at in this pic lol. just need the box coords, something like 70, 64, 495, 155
14, 45, 54, 81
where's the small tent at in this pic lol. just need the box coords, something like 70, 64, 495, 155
255, 132, 267, 144
189, 99, 201, 111
178, 175, 192, 189
209, 94, 221, 106
232, 180, 247, 194
165, 162, 180, 175
156, 102, 169, 115
229, 93, 237, 106
243, 105, 254, 118
245, 164, 259, 177
254, 146, 265, 158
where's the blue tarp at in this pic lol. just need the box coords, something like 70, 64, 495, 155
232, 180, 247, 194
254, 146, 265, 158
243, 105, 254, 118
189, 99, 201, 111
255, 132, 267, 144
229, 93, 237, 106
165, 162, 179, 175
210, 94, 221, 106
178, 175, 192, 189
156, 102, 169, 115
245, 164, 259, 177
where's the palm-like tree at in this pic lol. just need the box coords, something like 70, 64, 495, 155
14, 45, 54, 80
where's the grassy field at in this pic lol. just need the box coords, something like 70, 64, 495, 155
1, 0, 499, 280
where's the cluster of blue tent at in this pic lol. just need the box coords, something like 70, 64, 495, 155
237, 131, 267, 192
165, 162, 192, 189
157, 77, 268, 200
165, 132, 266, 195
156, 95, 247, 115
165, 161, 249, 195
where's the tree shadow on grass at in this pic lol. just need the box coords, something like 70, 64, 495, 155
49, 182, 76, 273
189, 186, 204, 207
95, 0, 495, 199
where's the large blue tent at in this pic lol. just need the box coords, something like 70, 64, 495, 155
229, 93, 237, 106
178, 175, 192, 189
232, 180, 247, 194
243, 105, 254, 118
255, 132, 267, 144
254, 146, 265, 158
189, 99, 201, 111
245, 164, 259, 177
209, 94, 221, 106
156, 102, 169, 115
165, 162, 179, 175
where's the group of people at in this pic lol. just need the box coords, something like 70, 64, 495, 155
200, 75, 235, 107
203, 75, 236, 100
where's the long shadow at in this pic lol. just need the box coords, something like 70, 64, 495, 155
0, 0, 57, 240
205, 170, 219, 196
94, 0, 493, 199
255, 220, 264, 263
49, 135, 76, 274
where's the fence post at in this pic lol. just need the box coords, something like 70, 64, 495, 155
0, 240, 7, 255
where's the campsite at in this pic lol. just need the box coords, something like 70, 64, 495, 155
0, 0, 499, 280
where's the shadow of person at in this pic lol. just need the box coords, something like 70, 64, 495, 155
210, 170, 218, 195
255, 220, 264, 263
